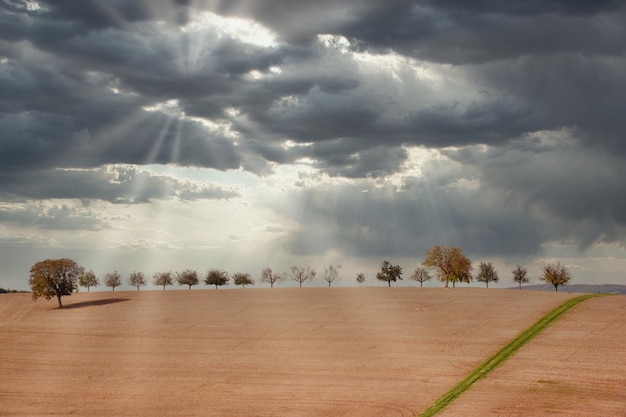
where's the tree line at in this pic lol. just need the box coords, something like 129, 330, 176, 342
372, 245, 570, 292
27, 245, 572, 308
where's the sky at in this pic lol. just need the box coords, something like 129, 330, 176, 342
1, 0, 625, 291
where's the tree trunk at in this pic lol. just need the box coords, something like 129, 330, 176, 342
486, 282, 489, 288
328, 281, 331, 287
388, 280, 391, 287
57, 295, 63, 308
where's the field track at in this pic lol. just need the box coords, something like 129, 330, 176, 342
0, 288, 623, 416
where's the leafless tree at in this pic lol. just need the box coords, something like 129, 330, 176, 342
323, 264, 341, 287
290, 265, 316, 287
260, 267, 282, 288
512, 265, 529, 289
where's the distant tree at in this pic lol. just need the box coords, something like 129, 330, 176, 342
29, 258, 83, 308
128, 271, 147, 291
540, 262, 571, 292
376, 260, 402, 287
205, 269, 229, 289
323, 264, 341, 287
411, 266, 432, 288
356, 273, 366, 285
422, 245, 473, 288
476, 261, 499, 288
79, 269, 99, 292
233, 272, 254, 288
260, 267, 282, 288
104, 271, 122, 292
176, 269, 199, 290
512, 265, 529, 289
290, 265, 316, 288
153, 271, 173, 290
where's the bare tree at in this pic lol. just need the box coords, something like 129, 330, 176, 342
205, 269, 229, 289
104, 271, 122, 292
476, 261, 499, 288
153, 271, 173, 290
512, 265, 529, 289
356, 273, 366, 285
541, 262, 571, 292
79, 269, 99, 292
323, 264, 341, 287
422, 246, 473, 288
260, 267, 282, 288
376, 260, 402, 287
290, 265, 316, 288
233, 272, 254, 288
176, 269, 199, 290
29, 258, 83, 308
411, 266, 432, 288
128, 271, 147, 291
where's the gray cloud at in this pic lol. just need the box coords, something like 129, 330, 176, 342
1, 0, 625, 264
0, 166, 239, 203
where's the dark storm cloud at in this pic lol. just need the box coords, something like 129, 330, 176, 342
1, 0, 625, 258
278, 176, 543, 259
443, 137, 626, 250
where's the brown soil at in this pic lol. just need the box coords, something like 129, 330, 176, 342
0, 288, 591, 416
438, 295, 626, 417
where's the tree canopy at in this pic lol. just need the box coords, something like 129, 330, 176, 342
376, 260, 402, 287
128, 271, 147, 291
29, 258, 83, 308
78, 270, 99, 292
422, 246, 473, 288
104, 271, 122, 292
233, 272, 254, 288
541, 262, 571, 292
356, 273, 366, 285
512, 264, 529, 289
411, 266, 432, 288
153, 271, 173, 290
205, 269, 229, 289
177, 269, 199, 289
476, 261, 499, 288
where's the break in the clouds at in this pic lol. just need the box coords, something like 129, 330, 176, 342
1, 0, 625, 289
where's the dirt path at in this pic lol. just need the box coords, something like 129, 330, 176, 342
439, 295, 626, 416
0, 288, 577, 416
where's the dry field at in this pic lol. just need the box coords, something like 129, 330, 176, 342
439, 295, 626, 416
0, 287, 622, 416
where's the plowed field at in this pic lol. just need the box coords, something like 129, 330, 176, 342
438, 295, 626, 416
1, 288, 620, 416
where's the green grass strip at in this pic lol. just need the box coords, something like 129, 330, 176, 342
418, 293, 606, 417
